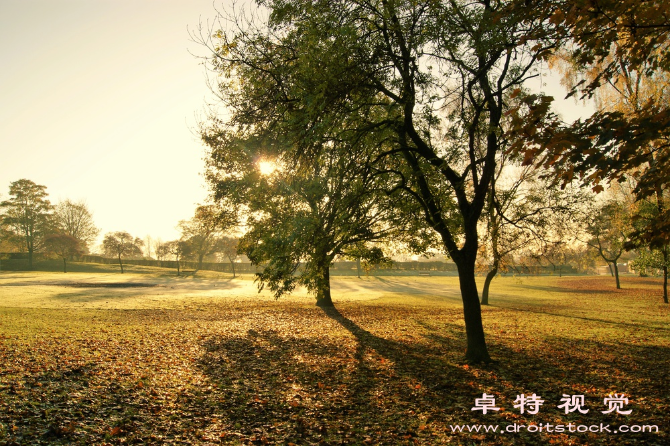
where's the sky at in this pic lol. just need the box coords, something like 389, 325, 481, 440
0, 0, 594, 250
0, 0, 234, 247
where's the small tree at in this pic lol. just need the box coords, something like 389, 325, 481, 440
165, 240, 191, 276
155, 239, 168, 261
584, 201, 633, 289
44, 234, 83, 273
179, 205, 234, 272
53, 200, 99, 253
479, 164, 587, 305
102, 231, 143, 273
216, 236, 239, 278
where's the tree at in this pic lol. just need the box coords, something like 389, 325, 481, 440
179, 205, 234, 272
200, 0, 556, 362
164, 240, 191, 276
0, 179, 53, 269
154, 239, 168, 261
203, 126, 411, 306
0, 220, 23, 253
44, 234, 84, 273
583, 200, 633, 289
53, 199, 99, 253
476, 121, 590, 305
102, 231, 143, 273
479, 167, 587, 305
629, 197, 670, 302
547, 24, 670, 297
216, 236, 239, 278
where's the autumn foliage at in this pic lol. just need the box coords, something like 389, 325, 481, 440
0, 274, 667, 445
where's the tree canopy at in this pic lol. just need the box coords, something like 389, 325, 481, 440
53, 199, 99, 252
102, 231, 143, 274
199, 0, 563, 362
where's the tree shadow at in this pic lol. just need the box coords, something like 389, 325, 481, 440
489, 305, 670, 332
195, 308, 479, 444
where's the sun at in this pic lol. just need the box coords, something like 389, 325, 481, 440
258, 160, 277, 176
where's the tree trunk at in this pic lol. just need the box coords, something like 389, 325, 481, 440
118, 254, 124, 273
315, 258, 334, 307
456, 260, 492, 363
228, 256, 236, 278
608, 263, 614, 277
481, 262, 498, 306
177, 258, 180, 276
63, 257, 67, 273
28, 247, 33, 269
613, 262, 620, 289
663, 265, 668, 304
356, 256, 361, 278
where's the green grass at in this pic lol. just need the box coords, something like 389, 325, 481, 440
0, 268, 668, 445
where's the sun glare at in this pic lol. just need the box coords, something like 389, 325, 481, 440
258, 160, 277, 176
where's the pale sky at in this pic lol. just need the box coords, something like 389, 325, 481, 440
0, 0, 233, 247
0, 0, 593, 250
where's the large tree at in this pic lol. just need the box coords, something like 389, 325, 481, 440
102, 231, 143, 274
0, 179, 53, 269
53, 199, 99, 253
203, 131, 411, 306
200, 0, 556, 362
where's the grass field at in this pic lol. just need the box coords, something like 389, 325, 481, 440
1, 267, 668, 445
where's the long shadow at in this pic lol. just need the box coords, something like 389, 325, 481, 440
503, 283, 611, 295
3, 302, 667, 445
493, 305, 670, 332
319, 304, 478, 387
195, 307, 480, 444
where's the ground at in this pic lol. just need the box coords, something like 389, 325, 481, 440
0, 267, 668, 445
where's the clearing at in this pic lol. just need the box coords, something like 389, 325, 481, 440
0, 270, 668, 445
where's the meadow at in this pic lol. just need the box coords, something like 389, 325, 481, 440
0, 265, 668, 445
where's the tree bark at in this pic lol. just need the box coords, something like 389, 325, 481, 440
456, 260, 492, 363
356, 256, 361, 278
315, 258, 334, 307
613, 262, 621, 289
481, 262, 498, 306
663, 265, 668, 304
62, 257, 67, 273
118, 254, 124, 273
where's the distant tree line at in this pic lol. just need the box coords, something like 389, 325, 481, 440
0, 179, 98, 272
0, 178, 242, 276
